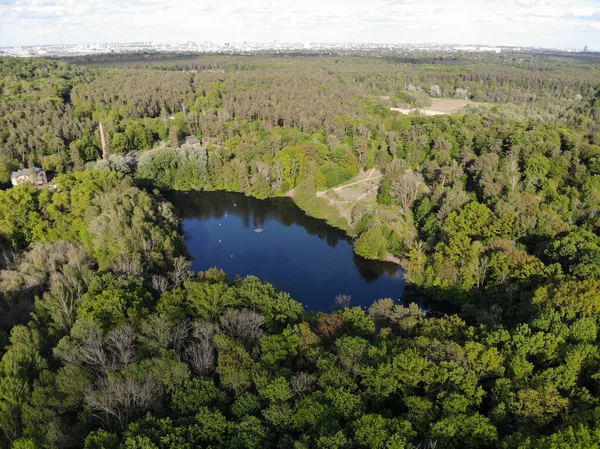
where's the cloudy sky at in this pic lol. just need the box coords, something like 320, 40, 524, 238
1, 0, 599, 49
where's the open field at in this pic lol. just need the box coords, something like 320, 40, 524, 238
316, 168, 381, 198
391, 98, 471, 115
318, 169, 384, 225
429, 98, 471, 112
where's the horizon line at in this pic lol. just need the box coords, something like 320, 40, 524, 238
1, 40, 596, 54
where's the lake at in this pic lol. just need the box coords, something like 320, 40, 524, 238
170, 191, 405, 311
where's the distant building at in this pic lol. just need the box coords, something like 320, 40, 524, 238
183, 135, 201, 146
11, 167, 48, 187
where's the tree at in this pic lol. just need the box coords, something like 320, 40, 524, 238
315, 313, 346, 340
170, 378, 219, 415
502, 151, 521, 194
546, 229, 600, 280
77, 275, 152, 330
0, 326, 47, 442
219, 308, 265, 347
429, 85, 442, 97
215, 336, 256, 395
445, 202, 492, 239
509, 385, 569, 427
354, 225, 387, 260
391, 171, 423, 210
169, 257, 192, 288
85, 375, 157, 430
368, 299, 425, 333
429, 413, 497, 448
532, 278, 600, 317
227, 416, 267, 449
184, 338, 216, 377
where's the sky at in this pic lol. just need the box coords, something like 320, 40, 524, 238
0, 0, 599, 50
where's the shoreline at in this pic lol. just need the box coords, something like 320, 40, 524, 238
168, 185, 406, 270
284, 188, 406, 269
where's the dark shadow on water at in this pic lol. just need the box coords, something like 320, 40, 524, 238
400, 284, 461, 317
353, 254, 401, 283
171, 191, 348, 248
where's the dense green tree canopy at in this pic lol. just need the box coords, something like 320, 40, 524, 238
0, 52, 599, 448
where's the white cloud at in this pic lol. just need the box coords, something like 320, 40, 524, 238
0, 0, 598, 49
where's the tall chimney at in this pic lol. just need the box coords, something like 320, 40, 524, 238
99, 122, 109, 160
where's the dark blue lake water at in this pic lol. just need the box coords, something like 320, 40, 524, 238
171, 191, 405, 311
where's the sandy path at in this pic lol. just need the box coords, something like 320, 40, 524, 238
390, 107, 447, 116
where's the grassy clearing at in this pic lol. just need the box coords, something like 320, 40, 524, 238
391, 98, 472, 115
320, 169, 384, 229
428, 98, 471, 113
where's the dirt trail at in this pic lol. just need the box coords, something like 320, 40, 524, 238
345, 185, 378, 214
316, 168, 382, 197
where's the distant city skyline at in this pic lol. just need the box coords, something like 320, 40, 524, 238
0, 41, 537, 58
1, 0, 599, 51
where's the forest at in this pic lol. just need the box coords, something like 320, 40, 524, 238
0, 51, 599, 448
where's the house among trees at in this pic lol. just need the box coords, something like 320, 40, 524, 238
10, 167, 48, 187
183, 135, 201, 146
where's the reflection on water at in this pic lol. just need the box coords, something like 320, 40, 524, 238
170, 191, 405, 311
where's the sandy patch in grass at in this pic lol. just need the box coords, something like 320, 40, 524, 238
391, 98, 471, 115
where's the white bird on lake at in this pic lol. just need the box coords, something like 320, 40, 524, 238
219, 240, 222, 243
